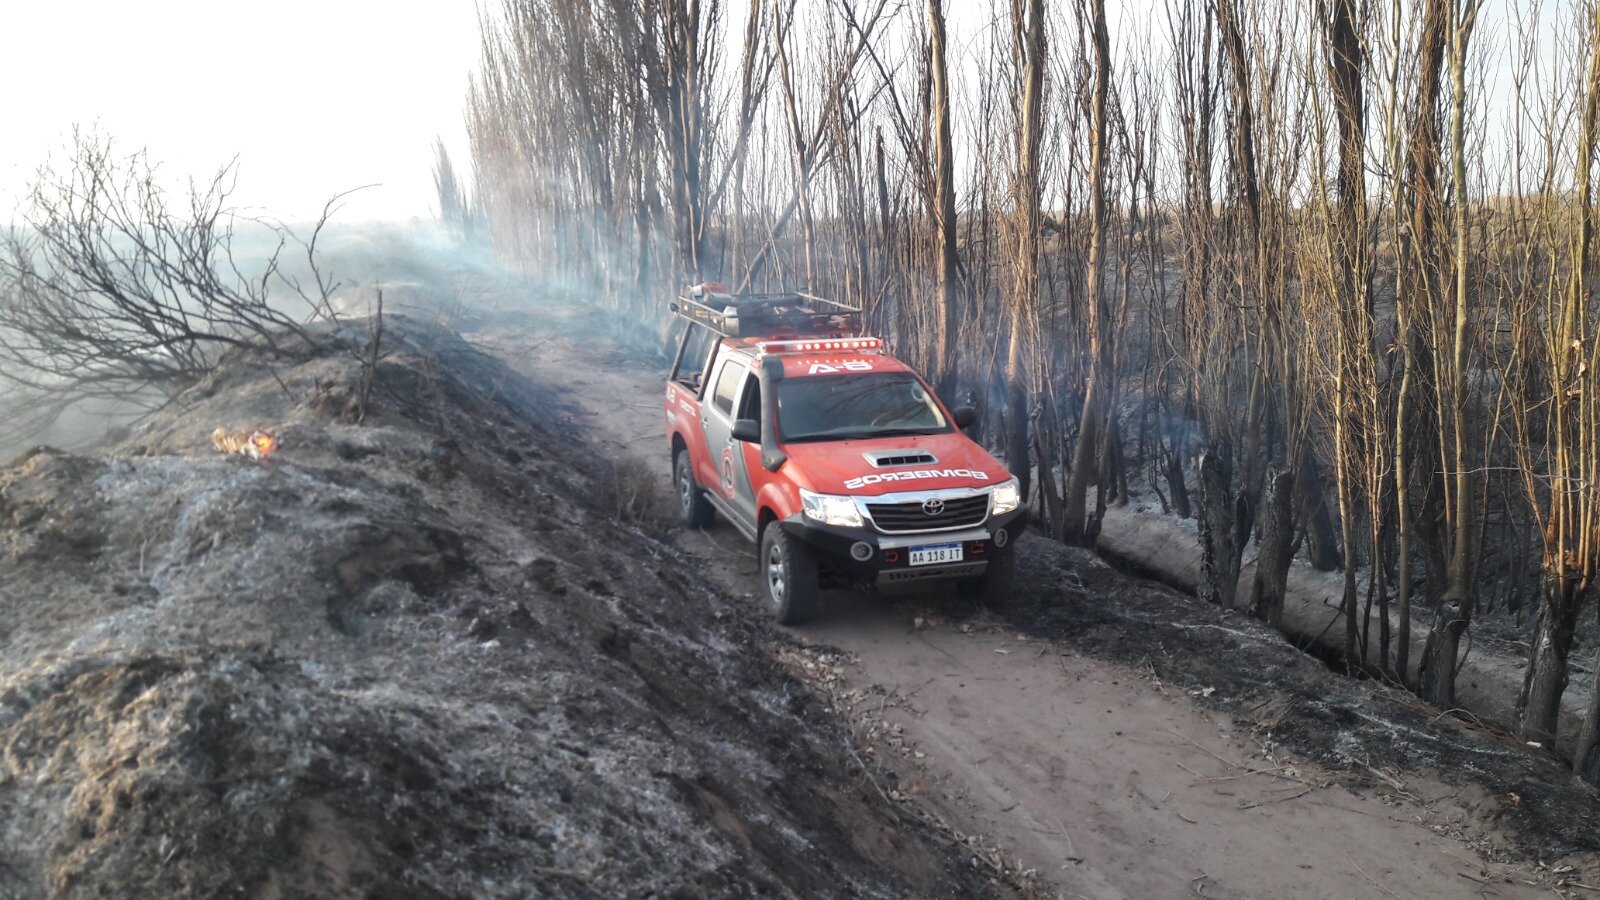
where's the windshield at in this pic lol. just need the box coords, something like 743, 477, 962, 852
777, 373, 951, 442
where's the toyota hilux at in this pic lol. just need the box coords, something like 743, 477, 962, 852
665, 285, 1026, 624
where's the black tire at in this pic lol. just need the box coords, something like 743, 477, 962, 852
957, 544, 1017, 609
674, 449, 715, 528
760, 524, 819, 625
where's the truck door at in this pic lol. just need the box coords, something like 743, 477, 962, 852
702, 356, 758, 531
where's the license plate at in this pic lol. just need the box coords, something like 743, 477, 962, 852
908, 543, 963, 566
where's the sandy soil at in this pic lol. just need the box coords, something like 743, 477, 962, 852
485, 311, 1588, 899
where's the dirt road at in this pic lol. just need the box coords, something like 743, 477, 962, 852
485, 317, 1563, 898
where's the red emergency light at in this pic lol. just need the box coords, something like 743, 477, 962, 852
757, 337, 883, 354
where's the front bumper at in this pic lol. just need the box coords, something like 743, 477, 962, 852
779, 508, 1028, 587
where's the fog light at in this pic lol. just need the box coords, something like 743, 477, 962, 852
850, 541, 873, 562
994, 528, 1009, 548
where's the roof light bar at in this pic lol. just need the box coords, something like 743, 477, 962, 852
757, 337, 883, 354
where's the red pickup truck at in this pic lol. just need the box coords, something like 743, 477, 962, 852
665, 286, 1025, 624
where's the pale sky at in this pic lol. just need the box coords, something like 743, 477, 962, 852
0, 0, 1540, 228
0, 1, 484, 223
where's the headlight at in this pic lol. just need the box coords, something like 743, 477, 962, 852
800, 489, 864, 528
991, 477, 1021, 515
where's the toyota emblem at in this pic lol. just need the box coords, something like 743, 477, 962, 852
922, 498, 946, 516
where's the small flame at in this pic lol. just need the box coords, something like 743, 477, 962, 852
248, 431, 278, 459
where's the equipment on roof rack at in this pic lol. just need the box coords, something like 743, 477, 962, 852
670, 283, 862, 339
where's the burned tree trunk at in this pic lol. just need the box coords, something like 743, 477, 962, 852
1393, 0, 1452, 690
1059, 0, 1115, 547
1109, 415, 1130, 509
928, 0, 961, 399
1297, 452, 1343, 571
1189, 0, 1264, 613
1576, 646, 1600, 782
1321, 0, 1366, 660
1250, 466, 1295, 627
1419, 0, 1485, 709
1167, 0, 1213, 527
1165, 432, 1193, 520
1514, 1, 1600, 764
1419, 600, 1470, 707
1197, 448, 1241, 608
660, 0, 711, 283
1004, 0, 1047, 504
1519, 583, 1584, 750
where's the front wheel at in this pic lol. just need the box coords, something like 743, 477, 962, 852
760, 525, 819, 625
957, 544, 1016, 609
674, 449, 715, 528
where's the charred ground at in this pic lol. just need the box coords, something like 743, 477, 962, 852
0, 318, 1004, 898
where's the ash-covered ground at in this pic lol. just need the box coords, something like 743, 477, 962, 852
0, 318, 1003, 898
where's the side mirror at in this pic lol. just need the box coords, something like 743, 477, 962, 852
759, 357, 789, 472
731, 419, 760, 443
953, 406, 978, 430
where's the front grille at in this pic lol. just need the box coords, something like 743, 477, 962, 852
881, 562, 987, 583
864, 494, 989, 533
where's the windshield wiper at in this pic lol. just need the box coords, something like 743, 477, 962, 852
786, 431, 876, 442
785, 427, 943, 442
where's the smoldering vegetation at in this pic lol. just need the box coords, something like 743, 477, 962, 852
0, 314, 1001, 897
0, 134, 515, 461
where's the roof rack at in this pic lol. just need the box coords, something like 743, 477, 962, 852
670, 283, 862, 339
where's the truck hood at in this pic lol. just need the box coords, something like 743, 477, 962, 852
780, 432, 1008, 496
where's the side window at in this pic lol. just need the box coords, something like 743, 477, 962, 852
671, 324, 717, 392
712, 361, 746, 417
736, 372, 761, 422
